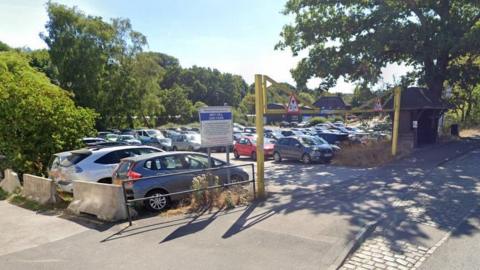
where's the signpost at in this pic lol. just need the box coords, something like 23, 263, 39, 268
199, 106, 233, 148
199, 106, 233, 177
286, 93, 300, 114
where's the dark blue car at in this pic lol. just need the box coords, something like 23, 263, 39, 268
273, 136, 334, 164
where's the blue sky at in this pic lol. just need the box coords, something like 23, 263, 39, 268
0, 0, 409, 92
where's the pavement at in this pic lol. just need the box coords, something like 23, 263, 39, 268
1, 139, 480, 270
340, 143, 480, 270
418, 208, 480, 270
0, 201, 88, 257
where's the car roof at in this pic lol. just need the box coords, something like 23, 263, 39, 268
68, 145, 160, 155
121, 151, 210, 162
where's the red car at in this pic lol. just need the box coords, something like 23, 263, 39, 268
233, 136, 274, 161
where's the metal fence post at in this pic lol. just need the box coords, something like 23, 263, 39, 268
121, 180, 132, 226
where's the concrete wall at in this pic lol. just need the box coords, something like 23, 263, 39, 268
0, 169, 21, 193
68, 181, 136, 222
22, 174, 58, 205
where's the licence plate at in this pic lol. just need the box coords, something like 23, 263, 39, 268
324, 153, 332, 157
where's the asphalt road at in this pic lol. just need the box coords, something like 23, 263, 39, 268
1, 140, 480, 270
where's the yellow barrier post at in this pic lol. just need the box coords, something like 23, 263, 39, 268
391, 87, 402, 156
254, 74, 265, 198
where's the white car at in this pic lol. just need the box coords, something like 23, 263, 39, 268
49, 145, 162, 192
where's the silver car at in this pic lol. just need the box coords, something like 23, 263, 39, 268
113, 152, 249, 211
49, 145, 162, 192
171, 133, 202, 151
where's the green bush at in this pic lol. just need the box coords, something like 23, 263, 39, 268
332, 115, 345, 122
0, 52, 97, 175
0, 187, 8, 200
307, 117, 328, 126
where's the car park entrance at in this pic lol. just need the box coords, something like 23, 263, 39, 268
253, 74, 403, 198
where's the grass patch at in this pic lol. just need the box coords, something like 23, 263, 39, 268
0, 187, 8, 200
9, 194, 53, 212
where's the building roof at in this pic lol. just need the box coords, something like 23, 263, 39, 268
266, 103, 312, 110
383, 87, 449, 110
313, 96, 348, 110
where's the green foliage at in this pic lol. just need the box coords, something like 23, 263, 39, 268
176, 66, 247, 106
27, 49, 58, 84
159, 86, 194, 124
0, 41, 10, 52
351, 83, 375, 108
447, 55, 480, 124
0, 51, 97, 175
277, 0, 480, 97
41, 3, 250, 129
307, 117, 327, 126
0, 187, 7, 200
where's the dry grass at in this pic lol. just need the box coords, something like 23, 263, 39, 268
161, 174, 252, 217
332, 140, 411, 168
460, 127, 480, 138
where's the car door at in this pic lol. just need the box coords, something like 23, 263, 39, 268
156, 154, 194, 192
289, 138, 303, 160
236, 138, 248, 155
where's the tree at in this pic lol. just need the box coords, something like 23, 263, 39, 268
277, 1, 480, 97
351, 83, 375, 108
159, 87, 194, 124
0, 41, 10, 52
0, 52, 97, 175
27, 49, 58, 84
448, 54, 480, 122
41, 2, 148, 129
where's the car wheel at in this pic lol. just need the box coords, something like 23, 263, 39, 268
251, 151, 257, 161
233, 150, 240, 159
144, 189, 170, 212
324, 158, 332, 164
274, 152, 282, 162
302, 154, 312, 164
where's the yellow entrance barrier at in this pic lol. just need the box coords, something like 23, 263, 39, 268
254, 74, 402, 198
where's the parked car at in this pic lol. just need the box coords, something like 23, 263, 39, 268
297, 121, 309, 128
117, 135, 142, 145
105, 133, 119, 142
279, 121, 290, 128
113, 152, 249, 211
135, 129, 172, 150
82, 137, 105, 146
97, 132, 110, 139
243, 127, 256, 133
171, 133, 202, 151
233, 136, 275, 160
273, 136, 334, 164
49, 145, 163, 192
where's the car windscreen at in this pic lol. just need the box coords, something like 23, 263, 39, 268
147, 130, 165, 138
60, 152, 91, 167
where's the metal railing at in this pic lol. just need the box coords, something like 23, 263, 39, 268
120, 163, 256, 226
